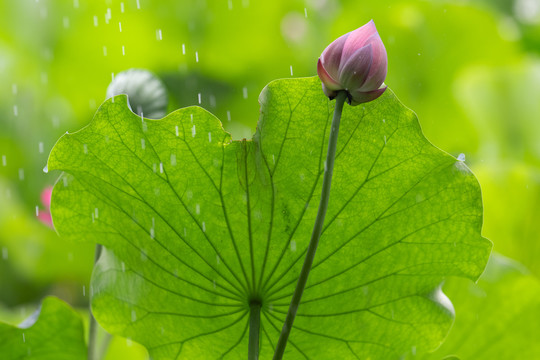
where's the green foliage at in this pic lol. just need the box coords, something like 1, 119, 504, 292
0, 297, 86, 360
47, 77, 490, 358
417, 253, 540, 359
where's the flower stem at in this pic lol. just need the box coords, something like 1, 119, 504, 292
272, 91, 347, 359
248, 301, 261, 360
87, 244, 102, 360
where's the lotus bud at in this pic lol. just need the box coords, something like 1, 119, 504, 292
317, 20, 388, 106
37, 186, 53, 229
106, 68, 168, 119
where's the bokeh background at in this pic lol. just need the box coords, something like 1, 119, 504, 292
1, 0, 539, 358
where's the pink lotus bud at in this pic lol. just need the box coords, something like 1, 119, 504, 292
37, 186, 54, 229
317, 20, 388, 106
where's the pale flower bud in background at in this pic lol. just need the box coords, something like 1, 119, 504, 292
317, 20, 388, 105
106, 68, 168, 119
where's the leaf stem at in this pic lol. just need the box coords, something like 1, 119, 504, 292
87, 244, 102, 360
272, 91, 347, 359
248, 301, 261, 360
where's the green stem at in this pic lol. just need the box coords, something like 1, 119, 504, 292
272, 91, 347, 360
87, 244, 103, 360
248, 301, 261, 360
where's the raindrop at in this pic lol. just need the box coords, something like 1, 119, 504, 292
111, 72, 115, 82
457, 153, 466, 162
1, 155, 6, 166
131, 309, 137, 322
159, 162, 163, 173
136, 0, 140, 9
152, 163, 157, 173
242, 87, 248, 99
120, 2, 124, 13
119, 22, 122, 32
95, 208, 99, 218
226, 110, 231, 122
83, 144, 88, 154
209, 95, 216, 107
304, 7, 308, 17
2, 247, 8, 260
324, 160, 327, 172
384, 135, 387, 145
18, 168, 24, 181
213, 280, 216, 288
182, 43, 186, 55
63, 16, 70, 28
13, 105, 18, 116
191, 125, 196, 137
22, 333, 25, 343
208, 132, 212, 142
195, 204, 200, 214
190, 114, 194, 123
184, 227, 187, 236
142, 121, 147, 132
412, 346, 416, 355
228, 0, 233, 10
156, 29, 162, 40
105, 8, 111, 24
202, 222, 206, 232
93, 15, 98, 27
175, 125, 179, 136
42, 165, 48, 173
242, 0, 249, 7
382, 118, 386, 123
126, 338, 133, 347
141, 139, 146, 149
150, 227, 155, 239
122, 45, 125, 56
63, 177, 68, 187
170, 154, 176, 166
35, 206, 39, 217
121, 262, 126, 272
73, 0, 79, 8
198, 93, 201, 104
216, 255, 220, 264
272, 154, 275, 164
290, 240, 296, 252
103, 46, 107, 56
290, 65, 293, 76
83, 285, 86, 296
12, 84, 17, 95
195, 51, 199, 62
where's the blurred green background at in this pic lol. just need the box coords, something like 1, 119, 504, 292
1, 0, 539, 358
